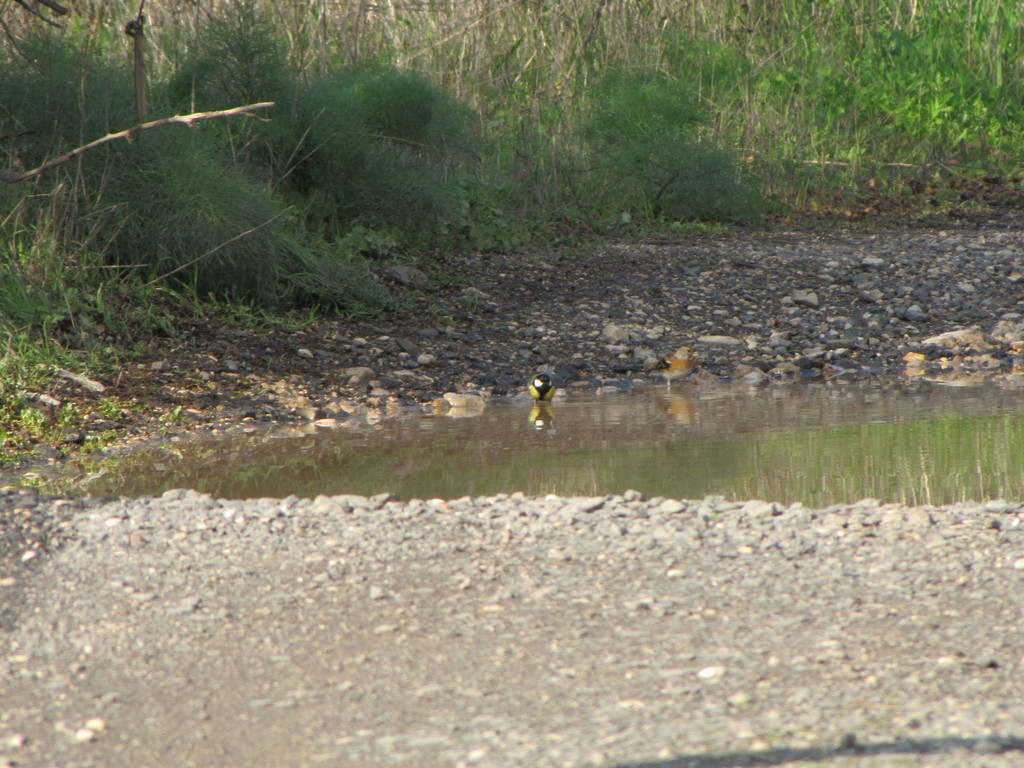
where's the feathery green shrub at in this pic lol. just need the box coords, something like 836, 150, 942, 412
578, 72, 760, 223
0, 35, 392, 313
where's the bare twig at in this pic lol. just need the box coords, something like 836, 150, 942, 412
0, 128, 38, 142
142, 206, 293, 289
20, 0, 68, 14
0, 102, 276, 183
13, 0, 68, 26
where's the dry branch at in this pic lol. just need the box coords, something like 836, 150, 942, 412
799, 159, 918, 169
0, 102, 275, 183
13, 0, 68, 20
22, 0, 68, 14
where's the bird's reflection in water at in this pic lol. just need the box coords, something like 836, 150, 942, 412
660, 394, 696, 425
529, 402, 556, 433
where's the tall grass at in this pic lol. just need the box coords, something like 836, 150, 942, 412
14, 0, 1018, 193
6, 1, 1019, 238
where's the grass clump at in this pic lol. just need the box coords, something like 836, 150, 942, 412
280, 69, 475, 244
166, 5, 476, 246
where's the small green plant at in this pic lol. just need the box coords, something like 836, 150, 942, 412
98, 398, 138, 421
54, 403, 81, 432
160, 405, 185, 425
82, 430, 121, 453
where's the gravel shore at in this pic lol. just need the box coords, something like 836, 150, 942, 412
3, 487, 1023, 767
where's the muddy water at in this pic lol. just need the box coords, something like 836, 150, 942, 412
67, 378, 1024, 506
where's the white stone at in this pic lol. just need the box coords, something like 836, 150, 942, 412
696, 334, 742, 346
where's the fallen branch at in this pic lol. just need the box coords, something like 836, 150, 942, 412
53, 367, 106, 394
0, 102, 275, 183
799, 159, 918, 169
17, 0, 68, 15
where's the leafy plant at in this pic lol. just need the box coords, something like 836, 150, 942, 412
277, 68, 476, 245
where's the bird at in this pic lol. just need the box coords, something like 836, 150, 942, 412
655, 346, 696, 388
528, 372, 556, 401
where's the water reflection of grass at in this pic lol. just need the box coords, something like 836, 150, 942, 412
728, 414, 1024, 507
442, 412, 1024, 506
78, 409, 1024, 507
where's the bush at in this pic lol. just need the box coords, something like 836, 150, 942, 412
0, 36, 391, 314
167, 6, 476, 247
577, 71, 761, 223
282, 69, 475, 243
167, 0, 290, 110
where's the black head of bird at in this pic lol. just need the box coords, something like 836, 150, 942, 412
529, 372, 555, 401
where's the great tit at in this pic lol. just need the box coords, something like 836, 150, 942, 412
528, 372, 556, 401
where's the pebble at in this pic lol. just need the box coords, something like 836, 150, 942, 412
791, 290, 819, 308
385, 264, 428, 290
697, 665, 725, 680
443, 392, 486, 410
569, 496, 606, 512
654, 499, 687, 514
343, 366, 376, 382
923, 328, 989, 349
602, 323, 633, 342
696, 334, 742, 346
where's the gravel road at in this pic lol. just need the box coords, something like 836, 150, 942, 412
3, 486, 1023, 768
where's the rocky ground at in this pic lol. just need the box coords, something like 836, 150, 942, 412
3, 207, 1024, 767
2, 488, 1023, 768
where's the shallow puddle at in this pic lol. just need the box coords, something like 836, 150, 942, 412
64, 378, 1024, 506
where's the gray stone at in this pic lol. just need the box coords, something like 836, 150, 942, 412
570, 496, 606, 512
386, 264, 428, 290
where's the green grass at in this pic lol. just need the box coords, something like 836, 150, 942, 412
0, 326, 120, 465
